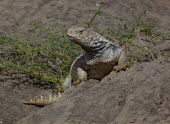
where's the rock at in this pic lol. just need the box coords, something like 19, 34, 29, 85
16, 57, 170, 124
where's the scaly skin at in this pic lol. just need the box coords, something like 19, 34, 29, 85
23, 26, 128, 106
23, 93, 61, 107
64, 26, 128, 87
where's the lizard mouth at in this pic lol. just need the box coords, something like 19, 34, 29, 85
67, 35, 74, 40
67, 35, 79, 44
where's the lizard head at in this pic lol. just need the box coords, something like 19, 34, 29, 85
67, 26, 106, 52
67, 26, 92, 45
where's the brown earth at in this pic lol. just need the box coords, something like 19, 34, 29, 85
0, 0, 170, 34
0, 0, 170, 124
0, 71, 54, 124
16, 57, 170, 124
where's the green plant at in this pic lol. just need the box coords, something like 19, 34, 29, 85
109, 11, 163, 64
0, 2, 167, 90
98, 10, 164, 65
83, 2, 164, 65
84, 1, 105, 28
0, 23, 82, 89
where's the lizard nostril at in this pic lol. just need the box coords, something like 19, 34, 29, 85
79, 30, 84, 33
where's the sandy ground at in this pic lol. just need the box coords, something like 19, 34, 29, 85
0, 0, 170, 124
0, 0, 170, 34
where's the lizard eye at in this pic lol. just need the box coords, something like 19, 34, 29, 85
78, 29, 86, 34
79, 30, 84, 33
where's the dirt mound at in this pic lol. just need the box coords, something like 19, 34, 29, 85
15, 57, 170, 124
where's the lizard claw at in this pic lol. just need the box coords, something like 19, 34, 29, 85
114, 64, 128, 72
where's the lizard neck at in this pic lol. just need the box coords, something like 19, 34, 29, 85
82, 40, 112, 58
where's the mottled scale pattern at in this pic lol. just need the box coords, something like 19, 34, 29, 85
23, 26, 128, 106
23, 93, 61, 106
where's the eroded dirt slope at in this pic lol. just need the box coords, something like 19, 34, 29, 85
16, 57, 170, 124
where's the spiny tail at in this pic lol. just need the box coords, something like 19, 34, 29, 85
23, 92, 61, 107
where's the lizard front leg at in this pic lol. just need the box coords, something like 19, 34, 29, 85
62, 75, 72, 91
114, 50, 128, 72
72, 68, 87, 86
